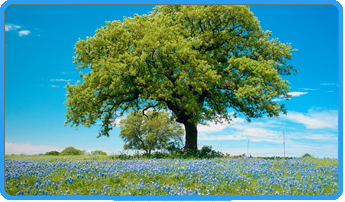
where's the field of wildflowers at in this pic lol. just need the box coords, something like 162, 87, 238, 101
4, 156, 338, 196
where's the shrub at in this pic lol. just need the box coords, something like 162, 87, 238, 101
153, 151, 167, 159
201, 145, 212, 154
166, 142, 183, 154
91, 150, 107, 156
302, 153, 312, 158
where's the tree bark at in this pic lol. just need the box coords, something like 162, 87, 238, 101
183, 121, 198, 152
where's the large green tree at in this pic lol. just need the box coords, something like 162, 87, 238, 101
118, 110, 184, 154
65, 5, 296, 151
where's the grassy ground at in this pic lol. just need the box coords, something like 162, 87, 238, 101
4, 155, 339, 196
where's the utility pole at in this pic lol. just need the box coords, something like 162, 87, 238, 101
283, 132, 285, 157
247, 138, 250, 157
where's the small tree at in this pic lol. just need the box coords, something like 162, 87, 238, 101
45, 151, 60, 156
91, 150, 107, 155
118, 110, 184, 154
61, 147, 83, 155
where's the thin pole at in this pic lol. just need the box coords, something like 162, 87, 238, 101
283, 132, 285, 157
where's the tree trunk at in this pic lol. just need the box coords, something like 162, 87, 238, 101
183, 121, 198, 152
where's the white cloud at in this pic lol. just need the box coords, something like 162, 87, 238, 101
282, 110, 338, 130
18, 30, 31, 37
5, 24, 21, 31
287, 92, 308, 97
111, 116, 126, 127
199, 133, 247, 141
50, 79, 72, 82
103, 117, 125, 127
196, 111, 338, 158
113, 118, 122, 126
320, 83, 337, 86
197, 117, 245, 133
198, 122, 228, 133
5, 142, 64, 155
272, 92, 307, 101
49, 85, 59, 88
198, 110, 338, 143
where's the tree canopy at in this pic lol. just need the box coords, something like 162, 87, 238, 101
65, 5, 297, 151
118, 110, 184, 154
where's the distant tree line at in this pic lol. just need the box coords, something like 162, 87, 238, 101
45, 147, 107, 156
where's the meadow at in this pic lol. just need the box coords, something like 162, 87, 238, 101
4, 155, 339, 196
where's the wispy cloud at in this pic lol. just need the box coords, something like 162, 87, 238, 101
320, 83, 337, 86
282, 109, 338, 130
286, 131, 338, 142
303, 134, 338, 141
272, 98, 284, 102
5, 142, 64, 155
288, 92, 308, 97
50, 78, 72, 82
61, 72, 75, 74
298, 88, 317, 91
49, 85, 59, 88
5, 24, 21, 31
18, 30, 31, 37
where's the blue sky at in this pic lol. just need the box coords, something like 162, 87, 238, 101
4, 5, 340, 158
